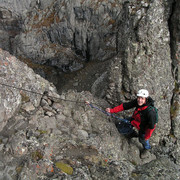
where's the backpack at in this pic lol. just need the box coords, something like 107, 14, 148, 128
146, 106, 158, 123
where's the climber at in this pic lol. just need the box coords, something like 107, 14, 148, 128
106, 89, 157, 158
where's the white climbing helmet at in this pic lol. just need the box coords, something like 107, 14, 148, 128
137, 89, 149, 98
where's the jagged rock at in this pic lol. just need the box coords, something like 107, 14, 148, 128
131, 157, 180, 179
0, 6, 23, 52
173, 139, 180, 165
0, 48, 57, 131
91, 71, 108, 98
40, 98, 49, 107
45, 111, 54, 117
0, 0, 32, 15
0, 83, 154, 179
77, 129, 89, 140
0, 0, 125, 69
42, 105, 57, 114
0, 145, 4, 152
107, 0, 174, 142
169, 0, 180, 143
0, 0, 180, 179
21, 102, 36, 112
52, 102, 62, 112
171, 91, 180, 138
170, 0, 180, 83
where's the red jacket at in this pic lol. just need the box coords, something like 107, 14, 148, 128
110, 98, 156, 140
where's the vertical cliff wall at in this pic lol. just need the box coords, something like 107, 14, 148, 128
169, 0, 180, 137
106, 1, 174, 143
168, 0, 180, 164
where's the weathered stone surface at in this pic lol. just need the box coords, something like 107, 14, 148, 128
0, 51, 158, 178
169, 0, 180, 142
171, 91, 180, 138
0, 7, 23, 52
1, 0, 132, 69
0, 46, 179, 179
0, 0, 32, 15
106, 0, 174, 142
0, 0, 180, 179
170, 0, 180, 83
0, 48, 57, 131
131, 157, 180, 180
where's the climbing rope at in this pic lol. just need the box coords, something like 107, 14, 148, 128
0, 82, 131, 125
87, 103, 131, 124
87, 103, 133, 134
0, 82, 85, 104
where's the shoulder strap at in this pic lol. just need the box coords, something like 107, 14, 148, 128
147, 106, 158, 123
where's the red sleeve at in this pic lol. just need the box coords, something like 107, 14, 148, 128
110, 104, 124, 113
144, 125, 156, 140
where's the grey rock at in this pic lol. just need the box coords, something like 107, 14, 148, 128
40, 98, 49, 107
171, 91, 180, 138
169, 0, 180, 83
0, 0, 32, 15
0, 144, 4, 151
35, 116, 57, 130
56, 114, 66, 122
0, 161, 5, 171
77, 129, 89, 140
91, 71, 108, 98
42, 105, 57, 114
52, 102, 62, 112
131, 157, 180, 180
21, 102, 36, 112
45, 111, 55, 117
0, 49, 57, 131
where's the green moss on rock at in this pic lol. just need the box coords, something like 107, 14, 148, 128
55, 162, 73, 175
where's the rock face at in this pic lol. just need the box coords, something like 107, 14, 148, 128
11, 0, 122, 64
168, 0, 180, 165
0, 7, 23, 52
0, 0, 180, 179
0, 0, 32, 15
106, 0, 174, 144
3, 0, 165, 71
0, 49, 179, 179
0, 49, 150, 179
0, 48, 57, 131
